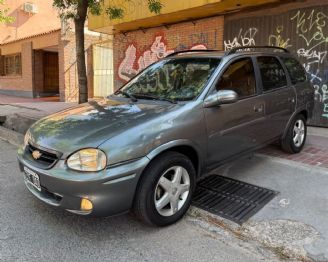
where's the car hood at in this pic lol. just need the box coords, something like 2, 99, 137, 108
28, 98, 179, 156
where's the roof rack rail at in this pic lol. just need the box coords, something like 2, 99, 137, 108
227, 46, 289, 55
166, 49, 220, 57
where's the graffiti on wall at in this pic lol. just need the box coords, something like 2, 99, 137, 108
268, 26, 292, 49
291, 9, 328, 121
224, 6, 328, 126
118, 35, 206, 81
224, 27, 258, 50
118, 36, 175, 81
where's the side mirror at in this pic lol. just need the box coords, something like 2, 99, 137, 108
204, 90, 238, 108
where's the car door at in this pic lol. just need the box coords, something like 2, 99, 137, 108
204, 57, 266, 170
280, 56, 311, 110
256, 56, 296, 140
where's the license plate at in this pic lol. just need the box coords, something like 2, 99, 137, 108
23, 166, 41, 191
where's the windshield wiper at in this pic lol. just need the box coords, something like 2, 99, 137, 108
114, 90, 138, 102
132, 93, 177, 104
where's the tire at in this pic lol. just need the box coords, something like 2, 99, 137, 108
281, 114, 307, 154
133, 151, 196, 227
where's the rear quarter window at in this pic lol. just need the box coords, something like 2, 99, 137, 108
281, 57, 307, 85
257, 56, 287, 92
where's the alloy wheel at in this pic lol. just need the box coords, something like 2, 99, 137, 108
293, 119, 305, 147
154, 166, 191, 217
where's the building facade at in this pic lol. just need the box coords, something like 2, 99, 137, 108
0, 0, 106, 102
223, 0, 328, 127
89, 0, 328, 127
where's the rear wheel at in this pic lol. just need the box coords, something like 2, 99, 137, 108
281, 114, 307, 153
134, 152, 196, 226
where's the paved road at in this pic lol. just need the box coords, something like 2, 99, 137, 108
0, 139, 275, 262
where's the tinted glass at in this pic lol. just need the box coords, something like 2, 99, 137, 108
257, 56, 287, 91
281, 57, 307, 84
217, 58, 256, 99
121, 58, 220, 101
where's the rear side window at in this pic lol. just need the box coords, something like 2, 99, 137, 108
281, 57, 307, 84
257, 56, 287, 92
216, 57, 256, 99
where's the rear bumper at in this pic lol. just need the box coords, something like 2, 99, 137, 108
17, 147, 149, 216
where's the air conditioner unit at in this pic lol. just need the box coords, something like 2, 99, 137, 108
22, 3, 38, 14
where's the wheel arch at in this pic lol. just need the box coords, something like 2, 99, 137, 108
282, 108, 308, 140
299, 109, 308, 121
132, 140, 203, 218
146, 140, 203, 178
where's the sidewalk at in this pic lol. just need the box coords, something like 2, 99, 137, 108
0, 94, 76, 134
191, 153, 328, 262
260, 127, 328, 169
0, 93, 60, 103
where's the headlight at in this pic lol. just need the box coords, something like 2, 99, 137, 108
67, 148, 107, 172
24, 130, 31, 149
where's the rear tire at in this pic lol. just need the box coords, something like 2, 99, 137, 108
133, 151, 196, 227
281, 114, 307, 154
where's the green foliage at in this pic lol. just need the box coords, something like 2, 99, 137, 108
88, 0, 102, 16
106, 0, 163, 20
53, 0, 162, 21
0, 0, 15, 24
148, 0, 163, 14
105, 6, 124, 20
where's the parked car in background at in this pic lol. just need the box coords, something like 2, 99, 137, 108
18, 46, 314, 226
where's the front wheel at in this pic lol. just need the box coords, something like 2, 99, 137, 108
133, 152, 196, 226
281, 114, 307, 153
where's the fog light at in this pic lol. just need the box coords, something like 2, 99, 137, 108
80, 198, 93, 211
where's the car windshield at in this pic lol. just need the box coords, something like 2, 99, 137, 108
118, 57, 220, 102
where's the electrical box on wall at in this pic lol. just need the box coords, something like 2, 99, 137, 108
22, 2, 38, 14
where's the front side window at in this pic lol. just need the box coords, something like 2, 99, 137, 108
257, 56, 287, 92
281, 57, 307, 85
216, 57, 256, 99
120, 57, 220, 101
4, 54, 22, 76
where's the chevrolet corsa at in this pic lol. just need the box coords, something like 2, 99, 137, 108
18, 47, 314, 226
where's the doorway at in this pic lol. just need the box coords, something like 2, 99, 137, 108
43, 52, 59, 95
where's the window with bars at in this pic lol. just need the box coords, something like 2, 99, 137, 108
4, 54, 22, 76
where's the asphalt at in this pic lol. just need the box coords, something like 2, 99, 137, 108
0, 139, 279, 262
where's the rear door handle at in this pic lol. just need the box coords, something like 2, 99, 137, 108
254, 104, 264, 113
288, 97, 295, 103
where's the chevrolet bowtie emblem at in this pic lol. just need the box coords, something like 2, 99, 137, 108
32, 150, 42, 160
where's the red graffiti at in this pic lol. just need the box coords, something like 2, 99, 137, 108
118, 35, 207, 81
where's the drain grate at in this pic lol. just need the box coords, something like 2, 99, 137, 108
192, 175, 278, 224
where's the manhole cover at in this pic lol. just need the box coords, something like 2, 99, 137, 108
192, 175, 278, 224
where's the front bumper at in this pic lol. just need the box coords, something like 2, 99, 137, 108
17, 147, 150, 216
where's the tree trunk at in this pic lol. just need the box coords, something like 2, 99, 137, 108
74, 0, 88, 104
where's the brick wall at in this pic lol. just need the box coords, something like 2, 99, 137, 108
33, 50, 44, 96
113, 15, 224, 89
0, 41, 34, 97
0, 31, 59, 97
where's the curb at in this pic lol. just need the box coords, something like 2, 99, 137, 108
188, 207, 315, 262
0, 126, 23, 147
256, 153, 328, 172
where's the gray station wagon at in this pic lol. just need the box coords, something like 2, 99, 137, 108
18, 46, 314, 226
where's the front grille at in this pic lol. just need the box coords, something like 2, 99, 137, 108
26, 143, 60, 169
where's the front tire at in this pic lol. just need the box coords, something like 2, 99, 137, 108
281, 114, 307, 153
133, 152, 196, 227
